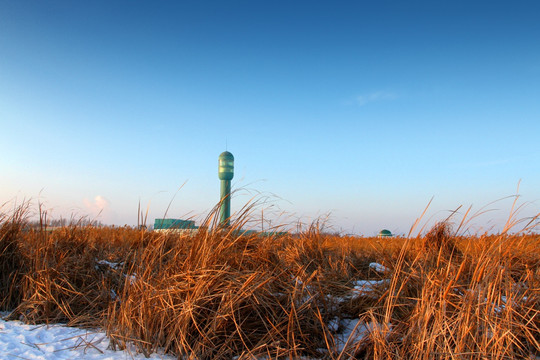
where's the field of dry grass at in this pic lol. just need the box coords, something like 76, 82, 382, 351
1, 203, 539, 359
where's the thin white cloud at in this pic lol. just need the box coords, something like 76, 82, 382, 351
356, 91, 397, 106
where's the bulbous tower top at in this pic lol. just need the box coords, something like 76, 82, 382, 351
218, 151, 234, 180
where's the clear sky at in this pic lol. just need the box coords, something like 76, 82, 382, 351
1, 1, 539, 235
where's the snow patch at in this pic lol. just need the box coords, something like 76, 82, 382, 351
369, 262, 389, 273
351, 279, 389, 298
0, 318, 175, 360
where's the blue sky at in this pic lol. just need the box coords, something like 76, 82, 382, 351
1, 1, 539, 235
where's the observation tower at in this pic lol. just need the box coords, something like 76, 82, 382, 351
218, 151, 234, 227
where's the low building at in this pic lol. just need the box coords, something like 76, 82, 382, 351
378, 229, 393, 238
154, 218, 198, 234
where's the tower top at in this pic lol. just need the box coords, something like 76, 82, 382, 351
218, 151, 234, 180
219, 151, 233, 159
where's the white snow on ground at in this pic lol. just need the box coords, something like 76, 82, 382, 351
369, 262, 389, 273
0, 317, 175, 360
0, 271, 391, 360
334, 319, 390, 353
350, 279, 389, 299
0, 315, 389, 360
95, 260, 123, 270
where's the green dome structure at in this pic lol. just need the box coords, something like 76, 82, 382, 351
378, 229, 393, 238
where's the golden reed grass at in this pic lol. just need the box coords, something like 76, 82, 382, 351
0, 201, 538, 359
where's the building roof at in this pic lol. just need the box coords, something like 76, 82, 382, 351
154, 218, 196, 230
378, 229, 393, 237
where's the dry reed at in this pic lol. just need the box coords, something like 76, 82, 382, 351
0, 203, 538, 359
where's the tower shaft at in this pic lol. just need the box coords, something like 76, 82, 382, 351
220, 179, 231, 227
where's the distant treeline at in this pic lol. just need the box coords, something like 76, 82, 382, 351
26, 218, 105, 229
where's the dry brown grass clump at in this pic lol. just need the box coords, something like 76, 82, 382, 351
1, 209, 163, 327
0, 202, 538, 359
346, 227, 540, 360
106, 224, 338, 359
0, 202, 29, 310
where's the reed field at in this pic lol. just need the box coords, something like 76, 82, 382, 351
0, 202, 539, 359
